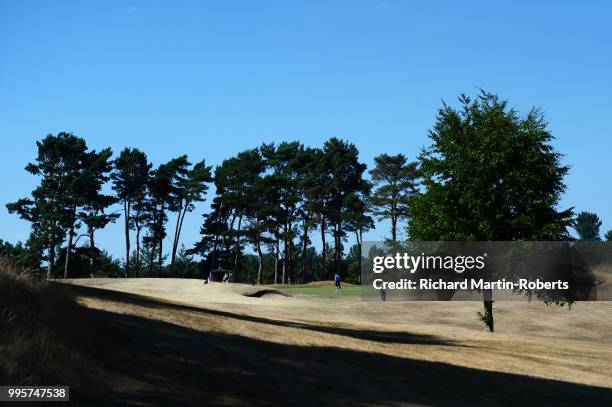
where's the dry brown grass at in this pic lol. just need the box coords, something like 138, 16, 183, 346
70, 281, 612, 406
4, 272, 611, 405
0, 259, 103, 394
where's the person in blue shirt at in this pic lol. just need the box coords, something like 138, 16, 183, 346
334, 272, 342, 292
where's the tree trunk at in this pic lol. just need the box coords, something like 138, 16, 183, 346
333, 223, 341, 276
256, 239, 263, 285
124, 200, 131, 277
282, 223, 287, 284
391, 215, 397, 242
301, 220, 308, 284
233, 214, 243, 281
63, 226, 74, 279
224, 213, 237, 262
147, 237, 155, 278
171, 201, 190, 277
210, 199, 224, 272
47, 241, 55, 280
89, 228, 95, 278
287, 220, 293, 284
170, 205, 183, 277
287, 240, 292, 285
135, 223, 141, 278
158, 204, 164, 277
274, 226, 280, 284
355, 230, 362, 285
176, 204, 188, 266
483, 288, 494, 332
320, 217, 326, 277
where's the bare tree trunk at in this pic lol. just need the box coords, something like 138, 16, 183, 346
282, 223, 287, 284
158, 204, 164, 277
171, 202, 190, 277
135, 223, 141, 278
47, 240, 55, 280
63, 226, 74, 279
333, 223, 341, 276
483, 288, 494, 332
287, 240, 292, 285
355, 230, 362, 285
124, 200, 131, 277
391, 215, 397, 242
176, 205, 188, 261
147, 237, 155, 278
224, 212, 237, 262
287, 220, 293, 284
158, 238, 163, 277
274, 226, 280, 284
301, 220, 308, 284
256, 239, 263, 285
233, 214, 243, 280
320, 217, 326, 278
170, 206, 182, 277
210, 200, 224, 273
89, 228, 95, 278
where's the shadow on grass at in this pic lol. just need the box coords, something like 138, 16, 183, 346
69, 284, 458, 346
67, 284, 612, 407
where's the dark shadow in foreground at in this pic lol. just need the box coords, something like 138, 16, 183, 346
66, 285, 612, 407
69, 284, 461, 347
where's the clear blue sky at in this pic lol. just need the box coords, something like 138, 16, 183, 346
1, 1, 611, 258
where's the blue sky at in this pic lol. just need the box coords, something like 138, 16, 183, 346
1, 1, 611, 258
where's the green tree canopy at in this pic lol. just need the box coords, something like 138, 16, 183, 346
574, 211, 602, 241
407, 91, 573, 332
369, 154, 418, 242
111, 148, 151, 276
408, 91, 572, 242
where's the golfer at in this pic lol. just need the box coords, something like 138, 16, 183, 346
334, 272, 342, 292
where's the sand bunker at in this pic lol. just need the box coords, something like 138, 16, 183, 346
243, 289, 292, 298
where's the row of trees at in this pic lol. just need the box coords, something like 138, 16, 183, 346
4, 133, 421, 282
190, 139, 379, 285
4, 91, 610, 290
6, 134, 213, 279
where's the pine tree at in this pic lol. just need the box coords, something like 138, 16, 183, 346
574, 212, 602, 241
369, 154, 418, 242
111, 148, 151, 277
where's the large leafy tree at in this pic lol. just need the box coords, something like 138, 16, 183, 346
111, 148, 151, 276
574, 211, 602, 241
408, 91, 573, 332
369, 154, 418, 242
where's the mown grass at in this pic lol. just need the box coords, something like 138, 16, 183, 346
0, 259, 101, 393
280, 283, 363, 296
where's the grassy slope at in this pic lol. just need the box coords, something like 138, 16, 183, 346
75, 283, 612, 406
3, 271, 612, 406
0, 262, 106, 399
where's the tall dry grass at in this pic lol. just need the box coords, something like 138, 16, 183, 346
0, 258, 96, 389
